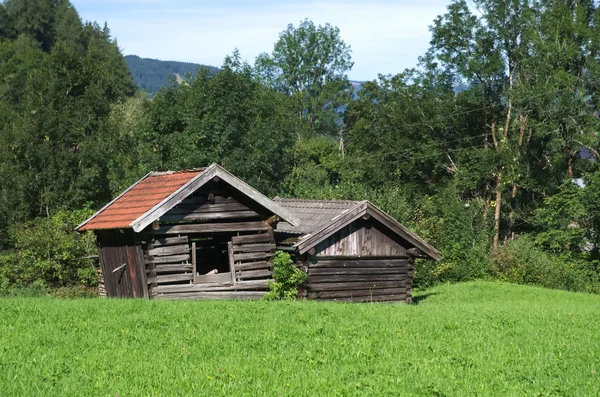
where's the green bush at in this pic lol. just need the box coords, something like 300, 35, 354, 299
491, 236, 600, 293
264, 251, 307, 300
0, 209, 98, 291
411, 185, 493, 287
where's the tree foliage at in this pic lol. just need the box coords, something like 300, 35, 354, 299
255, 19, 353, 135
1, 0, 600, 294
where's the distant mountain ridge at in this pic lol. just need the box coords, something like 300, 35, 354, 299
125, 55, 218, 95
125, 55, 363, 95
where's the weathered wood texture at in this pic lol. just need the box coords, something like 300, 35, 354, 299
145, 236, 192, 297
305, 257, 414, 303
315, 219, 407, 257
141, 181, 281, 300
96, 230, 148, 298
231, 233, 275, 282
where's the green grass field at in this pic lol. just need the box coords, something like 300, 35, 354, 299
1, 282, 599, 396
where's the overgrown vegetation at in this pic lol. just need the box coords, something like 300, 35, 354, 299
0, 209, 97, 295
1, 282, 598, 395
264, 251, 307, 300
1, 0, 600, 295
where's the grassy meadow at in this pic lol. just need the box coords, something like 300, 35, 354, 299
0, 281, 599, 396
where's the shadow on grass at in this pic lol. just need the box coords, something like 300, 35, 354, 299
412, 292, 438, 305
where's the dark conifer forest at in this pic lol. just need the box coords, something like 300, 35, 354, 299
1, 0, 600, 294
125, 55, 219, 95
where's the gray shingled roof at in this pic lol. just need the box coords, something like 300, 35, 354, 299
273, 198, 360, 234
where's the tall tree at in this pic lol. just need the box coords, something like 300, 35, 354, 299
255, 19, 353, 136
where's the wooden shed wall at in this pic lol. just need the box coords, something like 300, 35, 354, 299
303, 218, 414, 303
314, 219, 407, 257
305, 257, 414, 302
96, 230, 147, 298
142, 181, 276, 300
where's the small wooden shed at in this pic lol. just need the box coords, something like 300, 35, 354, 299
274, 199, 441, 303
77, 164, 440, 302
76, 164, 300, 300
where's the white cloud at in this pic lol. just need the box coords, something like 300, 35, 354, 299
72, 0, 450, 81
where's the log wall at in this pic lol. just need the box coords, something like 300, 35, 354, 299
305, 257, 414, 303
142, 180, 276, 300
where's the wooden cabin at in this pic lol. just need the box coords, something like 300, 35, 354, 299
76, 164, 300, 300
274, 199, 441, 303
77, 164, 440, 302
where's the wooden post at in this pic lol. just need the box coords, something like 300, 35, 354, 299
192, 242, 197, 284
228, 241, 237, 285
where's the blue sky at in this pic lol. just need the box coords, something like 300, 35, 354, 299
71, 0, 452, 81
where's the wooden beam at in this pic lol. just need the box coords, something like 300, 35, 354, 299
147, 244, 190, 257
154, 221, 269, 235
232, 234, 273, 245
154, 279, 271, 294
147, 273, 193, 284
307, 280, 403, 291
145, 254, 190, 264
308, 267, 408, 276
233, 251, 274, 262
228, 241, 236, 284
237, 269, 272, 280
153, 264, 194, 274
160, 210, 260, 222
232, 243, 276, 253
234, 261, 270, 271
192, 242, 197, 284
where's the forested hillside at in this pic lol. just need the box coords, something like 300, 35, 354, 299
125, 55, 219, 95
1, 1, 599, 296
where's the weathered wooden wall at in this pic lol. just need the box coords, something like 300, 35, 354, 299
97, 230, 148, 298
143, 180, 276, 300
305, 257, 414, 303
315, 219, 407, 257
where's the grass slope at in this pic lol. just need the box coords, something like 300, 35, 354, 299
1, 282, 598, 396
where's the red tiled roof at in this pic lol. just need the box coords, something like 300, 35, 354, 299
78, 170, 203, 231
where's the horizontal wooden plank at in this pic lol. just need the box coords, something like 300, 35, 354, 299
145, 254, 190, 264
232, 243, 276, 253
308, 274, 408, 283
314, 288, 408, 299
307, 280, 406, 292
310, 259, 410, 268
147, 244, 190, 257
148, 273, 193, 284
237, 269, 272, 280
160, 210, 261, 222
154, 291, 266, 300
234, 261, 271, 271
154, 222, 269, 235
178, 194, 233, 206
149, 236, 189, 248
232, 234, 274, 245
234, 251, 274, 262
308, 267, 408, 276
153, 279, 271, 294
166, 201, 250, 216
196, 272, 231, 284
153, 264, 193, 274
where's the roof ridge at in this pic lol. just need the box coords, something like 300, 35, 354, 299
150, 168, 206, 176
273, 198, 359, 203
